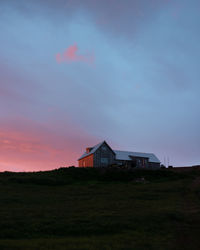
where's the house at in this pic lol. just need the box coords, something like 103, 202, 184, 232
78, 141, 160, 169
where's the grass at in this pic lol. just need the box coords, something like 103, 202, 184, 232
0, 167, 200, 249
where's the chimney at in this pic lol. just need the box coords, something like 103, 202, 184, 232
86, 147, 93, 153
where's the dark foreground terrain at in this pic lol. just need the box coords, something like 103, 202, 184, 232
0, 167, 200, 250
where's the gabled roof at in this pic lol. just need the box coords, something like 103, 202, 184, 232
114, 150, 160, 163
78, 141, 160, 163
78, 141, 115, 161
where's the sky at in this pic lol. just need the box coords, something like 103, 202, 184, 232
0, 0, 199, 171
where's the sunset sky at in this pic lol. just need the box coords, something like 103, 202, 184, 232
0, 0, 199, 171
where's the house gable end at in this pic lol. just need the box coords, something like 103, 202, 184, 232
93, 141, 115, 167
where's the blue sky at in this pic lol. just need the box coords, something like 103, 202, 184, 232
0, 0, 199, 171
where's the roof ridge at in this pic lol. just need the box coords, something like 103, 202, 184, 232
93, 140, 105, 147
78, 141, 105, 160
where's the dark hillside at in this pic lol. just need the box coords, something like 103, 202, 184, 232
0, 168, 200, 250
0, 167, 189, 186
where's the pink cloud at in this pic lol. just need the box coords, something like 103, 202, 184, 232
56, 53, 62, 63
56, 44, 95, 65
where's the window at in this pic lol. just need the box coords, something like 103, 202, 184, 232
102, 146, 107, 151
101, 158, 108, 164
143, 159, 147, 167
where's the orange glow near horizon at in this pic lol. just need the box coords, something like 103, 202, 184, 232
0, 121, 93, 172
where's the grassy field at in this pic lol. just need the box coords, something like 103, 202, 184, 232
0, 167, 200, 250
